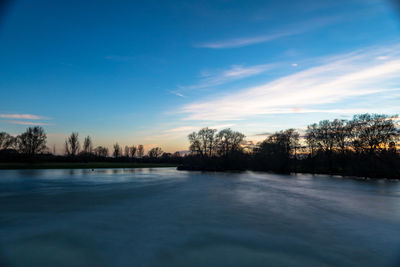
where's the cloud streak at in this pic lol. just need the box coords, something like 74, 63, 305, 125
169, 90, 185, 97
196, 16, 341, 49
0, 114, 47, 120
198, 32, 298, 49
165, 126, 198, 133
181, 45, 400, 121
6, 120, 50, 126
179, 64, 274, 91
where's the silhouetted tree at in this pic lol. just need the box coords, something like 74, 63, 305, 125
1, 113, 398, 179
252, 129, 299, 172
129, 145, 137, 158
188, 127, 217, 157
0, 132, 9, 150
331, 119, 352, 154
94, 146, 108, 157
124, 145, 130, 157
113, 143, 121, 158
17, 127, 47, 155
188, 132, 202, 156
306, 120, 353, 154
305, 123, 318, 157
351, 114, 398, 153
161, 152, 172, 159
137, 145, 144, 158
265, 129, 299, 157
148, 147, 163, 158
184, 127, 248, 171
82, 136, 93, 154
316, 120, 335, 153
65, 132, 80, 156
0, 132, 17, 150
216, 128, 245, 156
285, 129, 300, 157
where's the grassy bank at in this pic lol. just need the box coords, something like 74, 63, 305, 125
0, 162, 178, 170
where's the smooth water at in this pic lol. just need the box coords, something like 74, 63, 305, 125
0, 168, 399, 267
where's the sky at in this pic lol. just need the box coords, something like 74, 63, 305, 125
0, 0, 400, 153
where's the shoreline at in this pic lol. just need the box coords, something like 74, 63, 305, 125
1, 163, 398, 181
177, 165, 400, 180
0, 162, 178, 170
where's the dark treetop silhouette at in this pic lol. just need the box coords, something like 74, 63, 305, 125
179, 113, 400, 179
0, 113, 399, 178
0, 127, 182, 167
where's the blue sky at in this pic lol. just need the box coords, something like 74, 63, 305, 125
0, 0, 400, 153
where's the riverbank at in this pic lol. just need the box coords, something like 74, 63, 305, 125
176, 164, 400, 180
0, 162, 178, 170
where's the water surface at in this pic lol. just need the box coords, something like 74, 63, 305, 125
1, 168, 399, 266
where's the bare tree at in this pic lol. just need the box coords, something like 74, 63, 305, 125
124, 145, 130, 157
188, 127, 217, 157
0, 132, 17, 150
148, 147, 163, 158
0, 132, 8, 149
17, 127, 47, 155
137, 145, 144, 158
331, 119, 352, 154
82, 136, 93, 154
261, 129, 299, 157
305, 123, 318, 157
188, 132, 203, 156
285, 129, 300, 157
94, 146, 108, 157
216, 128, 245, 157
161, 152, 172, 159
129, 145, 137, 158
351, 114, 399, 153
65, 132, 80, 156
113, 143, 121, 158
202, 128, 217, 156
317, 120, 335, 152
305, 121, 336, 154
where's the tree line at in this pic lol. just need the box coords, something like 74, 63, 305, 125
181, 113, 400, 179
0, 128, 182, 163
62, 132, 150, 159
1, 113, 399, 178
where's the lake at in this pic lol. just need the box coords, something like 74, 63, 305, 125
0, 168, 399, 266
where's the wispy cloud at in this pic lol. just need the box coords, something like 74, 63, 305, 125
6, 120, 50, 126
180, 45, 400, 121
0, 114, 47, 120
196, 16, 341, 49
165, 126, 198, 133
179, 64, 274, 91
198, 32, 297, 49
169, 90, 185, 97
